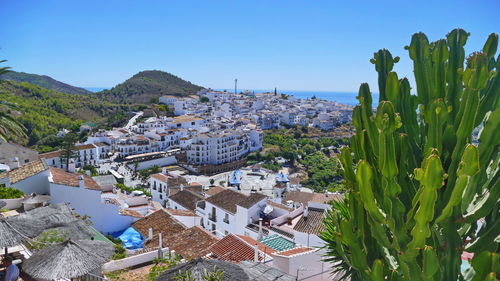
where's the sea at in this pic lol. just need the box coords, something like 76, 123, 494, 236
85, 87, 378, 106
277, 90, 379, 106
225, 89, 380, 106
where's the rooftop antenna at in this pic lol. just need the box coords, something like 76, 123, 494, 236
234, 78, 238, 95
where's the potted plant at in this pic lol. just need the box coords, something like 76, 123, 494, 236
0, 187, 25, 210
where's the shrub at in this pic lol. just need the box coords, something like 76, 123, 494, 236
0, 187, 24, 199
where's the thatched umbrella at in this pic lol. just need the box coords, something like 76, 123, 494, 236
0, 218, 29, 249
23, 239, 114, 280
156, 258, 250, 281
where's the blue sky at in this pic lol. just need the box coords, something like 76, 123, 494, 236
1, 0, 498, 91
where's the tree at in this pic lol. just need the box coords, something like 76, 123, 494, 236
0, 59, 28, 143
321, 29, 500, 280
200, 96, 210, 103
60, 133, 78, 171
0, 59, 11, 76
209, 178, 215, 186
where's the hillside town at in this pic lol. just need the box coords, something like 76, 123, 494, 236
0, 90, 353, 281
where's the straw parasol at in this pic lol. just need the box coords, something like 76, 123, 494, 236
23, 239, 114, 280
156, 258, 250, 281
0, 218, 29, 249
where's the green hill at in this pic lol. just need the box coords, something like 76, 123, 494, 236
0, 71, 92, 95
96, 70, 204, 104
0, 81, 138, 147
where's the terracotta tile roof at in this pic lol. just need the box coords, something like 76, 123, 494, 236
172, 115, 203, 123
39, 150, 62, 159
293, 208, 326, 235
205, 189, 266, 214
189, 182, 202, 186
209, 234, 262, 262
119, 208, 144, 218
237, 193, 267, 208
94, 142, 110, 147
74, 144, 96, 150
237, 235, 276, 254
284, 191, 342, 206
266, 200, 293, 212
167, 226, 219, 259
165, 208, 197, 217
150, 173, 169, 182
2, 159, 48, 184
204, 186, 225, 197
273, 247, 315, 257
168, 190, 204, 211
40, 144, 96, 159
49, 167, 102, 190
133, 210, 186, 248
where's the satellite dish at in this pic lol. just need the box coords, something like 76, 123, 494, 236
263, 205, 274, 214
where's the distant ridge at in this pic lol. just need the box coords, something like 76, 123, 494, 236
95, 70, 204, 104
0, 71, 92, 95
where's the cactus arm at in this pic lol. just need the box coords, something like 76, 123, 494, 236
356, 160, 386, 223
445, 29, 469, 121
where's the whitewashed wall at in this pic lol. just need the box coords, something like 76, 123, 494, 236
49, 183, 134, 234
12, 170, 50, 195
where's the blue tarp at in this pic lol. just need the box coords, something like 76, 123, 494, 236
276, 172, 289, 183
229, 169, 242, 185
113, 227, 143, 249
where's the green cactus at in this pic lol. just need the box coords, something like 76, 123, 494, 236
321, 29, 500, 281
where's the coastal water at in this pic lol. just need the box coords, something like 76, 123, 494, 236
86, 86, 378, 106
278, 90, 379, 106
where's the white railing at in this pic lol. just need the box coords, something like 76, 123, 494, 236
101, 248, 178, 273
270, 204, 304, 227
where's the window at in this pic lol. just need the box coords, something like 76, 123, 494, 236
224, 213, 229, 224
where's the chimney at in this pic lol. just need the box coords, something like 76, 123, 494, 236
68, 159, 76, 173
162, 167, 167, 174
180, 184, 184, 191
78, 175, 85, 188
12, 157, 20, 169
148, 228, 153, 240
304, 206, 309, 221
254, 243, 259, 262
258, 218, 263, 240
85, 170, 91, 176
158, 232, 163, 259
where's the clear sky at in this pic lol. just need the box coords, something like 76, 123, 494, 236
1, 0, 498, 92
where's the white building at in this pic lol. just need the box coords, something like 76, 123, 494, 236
195, 189, 267, 238
49, 167, 147, 234
159, 95, 178, 105
39, 143, 100, 169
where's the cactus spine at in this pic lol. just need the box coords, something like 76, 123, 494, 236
321, 29, 500, 280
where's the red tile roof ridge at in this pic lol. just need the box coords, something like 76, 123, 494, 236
273, 247, 316, 257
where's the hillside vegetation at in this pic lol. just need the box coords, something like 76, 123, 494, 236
0, 81, 138, 147
0, 71, 92, 95
95, 70, 203, 104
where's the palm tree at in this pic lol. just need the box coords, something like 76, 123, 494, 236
0, 59, 27, 143
0, 59, 11, 76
